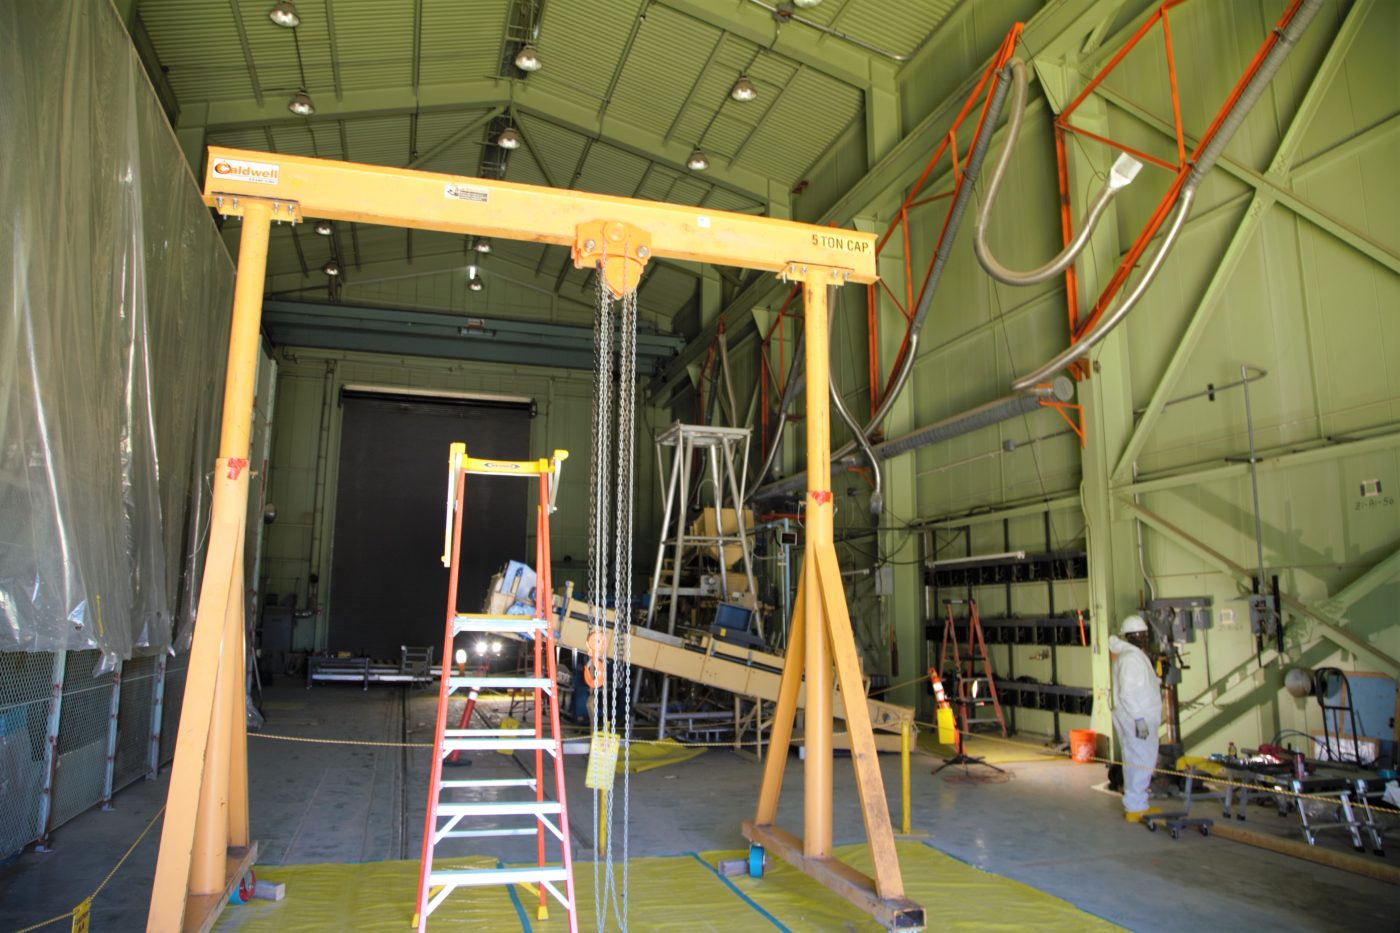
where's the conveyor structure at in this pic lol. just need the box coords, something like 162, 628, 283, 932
482, 568, 913, 739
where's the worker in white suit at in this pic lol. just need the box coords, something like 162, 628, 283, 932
1109, 615, 1162, 822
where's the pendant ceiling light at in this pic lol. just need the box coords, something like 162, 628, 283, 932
468, 275, 484, 292
687, 148, 710, 171
288, 89, 315, 115
474, 237, 492, 254
322, 259, 340, 276
731, 75, 757, 101
268, 1, 301, 27
498, 126, 522, 150
515, 43, 542, 72
313, 220, 333, 236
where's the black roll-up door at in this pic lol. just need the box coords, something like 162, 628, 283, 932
327, 390, 531, 658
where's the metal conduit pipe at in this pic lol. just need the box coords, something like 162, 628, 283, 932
824, 285, 884, 516
974, 58, 1143, 287
753, 377, 1073, 502
1010, 0, 1324, 391
821, 60, 1016, 475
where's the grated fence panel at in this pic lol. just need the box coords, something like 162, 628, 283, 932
113, 655, 157, 790
49, 650, 118, 828
160, 652, 190, 766
0, 651, 57, 859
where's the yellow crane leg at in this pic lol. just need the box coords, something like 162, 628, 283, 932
147, 199, 271, 932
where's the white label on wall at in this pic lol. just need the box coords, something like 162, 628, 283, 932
445, 183, 489, 203
211, 158, 280, 185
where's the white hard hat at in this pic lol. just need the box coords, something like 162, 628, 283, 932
1120, 614, 1148, 636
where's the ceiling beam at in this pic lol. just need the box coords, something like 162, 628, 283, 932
261, 298, 682, 371
188, 78, 771, 205
654, 0, 875, 90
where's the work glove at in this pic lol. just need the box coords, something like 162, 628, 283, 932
1135, 718, 1148, 740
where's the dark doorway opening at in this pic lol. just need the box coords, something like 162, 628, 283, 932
327, 390, 531, 658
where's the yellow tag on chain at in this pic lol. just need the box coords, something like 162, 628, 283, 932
585, 731, 620, 791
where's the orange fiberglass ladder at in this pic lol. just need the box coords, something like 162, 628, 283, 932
414, 444, 577, 933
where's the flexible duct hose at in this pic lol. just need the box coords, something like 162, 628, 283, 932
974, 58, 1142, 287
751, 326, 804, 488
824, 285, 884, 515
1010, 0, 1323, 390
750, 60, 1018, 499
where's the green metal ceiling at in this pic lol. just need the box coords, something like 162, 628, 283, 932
134, 0, 965, 325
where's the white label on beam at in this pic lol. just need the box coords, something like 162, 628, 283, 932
445, 184, 490, 203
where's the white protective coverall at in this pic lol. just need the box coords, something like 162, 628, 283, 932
1109, 634, 1162, 812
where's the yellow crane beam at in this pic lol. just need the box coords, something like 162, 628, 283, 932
148, 148, 912, 932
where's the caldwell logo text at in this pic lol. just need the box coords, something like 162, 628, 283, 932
212, 158, 280, 185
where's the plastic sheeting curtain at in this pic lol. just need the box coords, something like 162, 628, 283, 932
0, 0, 235, 667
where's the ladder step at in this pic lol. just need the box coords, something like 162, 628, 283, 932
440, 828, 539, 839
444, 728, 536, 737
442, 737, 559, 753
449, 676, 553, 692
441, 778, 536, 789
436, 801, 562, 818
428, 866, 570, 888
454, 614, 550, 634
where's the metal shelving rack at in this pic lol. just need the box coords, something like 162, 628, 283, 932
923, 514, 1091, 742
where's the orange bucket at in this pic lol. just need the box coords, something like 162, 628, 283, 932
1069, 729, 1097, 763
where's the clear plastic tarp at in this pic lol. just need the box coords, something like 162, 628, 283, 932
0, 0, 234, 666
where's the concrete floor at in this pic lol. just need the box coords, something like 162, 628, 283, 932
1, 682, 1394, 931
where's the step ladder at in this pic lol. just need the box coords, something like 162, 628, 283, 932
937, 599, 1007, 738
414, 444, 577, 933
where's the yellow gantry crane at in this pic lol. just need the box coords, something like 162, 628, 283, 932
147, 147, 922, 931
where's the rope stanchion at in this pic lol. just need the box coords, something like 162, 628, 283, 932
10, 805, 166, 933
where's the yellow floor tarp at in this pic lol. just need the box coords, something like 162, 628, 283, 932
214, 842, 1117, 931
624, 736, 706, 773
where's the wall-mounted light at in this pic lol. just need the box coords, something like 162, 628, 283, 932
731, 75, 757, 101
687, 148, 710, 171
322, 259, 340, 276
288, 90, 315, 116
313, 219, 333, 236
268, 1, 301, 27
515, 43, 542, 72
498, 127, 522, 150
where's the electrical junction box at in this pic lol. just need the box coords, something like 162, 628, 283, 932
873, 565, 894, 596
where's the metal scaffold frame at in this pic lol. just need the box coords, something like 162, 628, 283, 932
149, 146, 916, 931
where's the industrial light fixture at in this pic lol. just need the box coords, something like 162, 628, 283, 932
497, 126, 522, 150
313, 219, 333, 236
514, 43, 542, 72
731, 75, 757, 101
268, 1, 301, 27
687, 147, 710, 171
474, 237, 492, 254
322, 258, 340, 276
454, 648, 467, 666
288, 89, 315, 115
468, 275, 484, 292
793, 0, 823, 7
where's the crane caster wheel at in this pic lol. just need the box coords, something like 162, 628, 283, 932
1144, 821, 1156, 833
748, 844, 765, 879
230, 870, 256, 904
1169, 828, 1179, 840
1199, 825, 1210, 837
